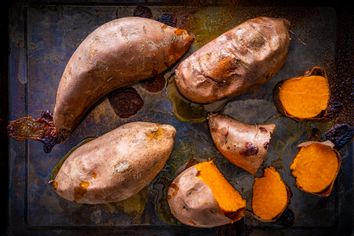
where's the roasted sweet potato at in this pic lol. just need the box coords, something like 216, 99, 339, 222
208, 114, 275, 175
290, 141, 340, 197
8, 17, 193, 150
274, 67, 330, 120
52, 122, 176, 204
167, 161, 246, 228
252, 167, 290, 222
54, 17, 193, 137
175, 17, 290, 103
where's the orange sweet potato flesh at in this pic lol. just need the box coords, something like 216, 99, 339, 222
252, 167, 289, 221
278, 76, 330, 119
175, 17, 290, 103
195, 161, 246, 213
54, 17, 193, 137
290, 141, 340, 196
209, 114, 275, 175
274, 66, 330, 120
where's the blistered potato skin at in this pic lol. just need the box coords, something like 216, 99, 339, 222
208, 114, 275, 175
175, 17, 290, 103
54, 17, 193, 136
54, 122, 176, 204
167, 166, 234, 228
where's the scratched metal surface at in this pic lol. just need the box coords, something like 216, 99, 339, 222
8, 3, 353, 236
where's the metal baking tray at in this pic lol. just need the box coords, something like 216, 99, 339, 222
4, 1, 353, 235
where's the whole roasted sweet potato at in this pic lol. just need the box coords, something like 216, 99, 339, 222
8, 17, 193, 150
168, 161, 246, 228
208, 114, 275, 175
52, 122, 176, 204
175, 17, 290, 103
55, 17, 193, 137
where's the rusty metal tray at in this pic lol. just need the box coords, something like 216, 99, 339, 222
3, 1, 353, 235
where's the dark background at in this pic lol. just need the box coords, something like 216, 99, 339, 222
0, 0, 352, 235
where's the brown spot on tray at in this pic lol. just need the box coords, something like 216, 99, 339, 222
108, 87, 144, 118
141, 74, 166, 93
133, 6, 152, 19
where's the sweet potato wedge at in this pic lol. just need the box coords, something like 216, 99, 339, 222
175, 17, 290, 103
290, 141, 340, 197
52, 122, 176, 204
252, 167, 290, 222
208, 114, 275, 175
167, 161, 246, 228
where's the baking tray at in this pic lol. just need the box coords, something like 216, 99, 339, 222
4, 1, 354, 235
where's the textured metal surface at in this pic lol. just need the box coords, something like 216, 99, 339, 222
7, 2, 353, 236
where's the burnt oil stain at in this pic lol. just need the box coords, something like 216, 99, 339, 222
141, 74, 166, 93
167, 79, 207, 123
133, 6, 152, 19
157, 13, 177, 27
108, 87, 144, 118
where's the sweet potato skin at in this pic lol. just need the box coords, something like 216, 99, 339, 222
54, 17, 193, 136
167, 166, 240, 228
208, 114, 275, 175
53, 122, 176, 204
175, 17, 290, 103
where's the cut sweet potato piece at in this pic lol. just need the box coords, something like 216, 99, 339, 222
208, 114, 275, 175
252, 167, 290, 222
290, 141, 340, 196
167, 161, 246, 228
274, 66, 330, 120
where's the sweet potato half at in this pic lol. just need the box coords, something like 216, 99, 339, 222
252, 167, 290, 222
274, 67, 330, 120
167, 161, 246, 228
8, 17, 193, 150
175, 17, 290, 103
290, 141, 340, 197
52, 122, 176, 204
208, 114, 275, 175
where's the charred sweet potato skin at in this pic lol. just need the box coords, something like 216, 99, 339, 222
175, 17, 290, 103
53, 122, 176, 204
208, 114, 275, 175
54, 17, 193, 135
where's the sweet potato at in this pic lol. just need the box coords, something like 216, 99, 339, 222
8, 17, 193, 148
274, 67, 330, 120
252, 167, 290, 222
167, 161, 246, 228
208, 114, 275, 175
175, 17, 290, 103
54, 17, 193, 137
290, 141, 340, 197
52, 122, 176, 204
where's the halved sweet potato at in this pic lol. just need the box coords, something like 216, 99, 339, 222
274, 67, 330, 120
252, 167, 290, 222
290, 141, 340, 196
167, 161, 246, 228
208, 114, 275, 175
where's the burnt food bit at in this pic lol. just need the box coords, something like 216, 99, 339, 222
108, 87, 144, 118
